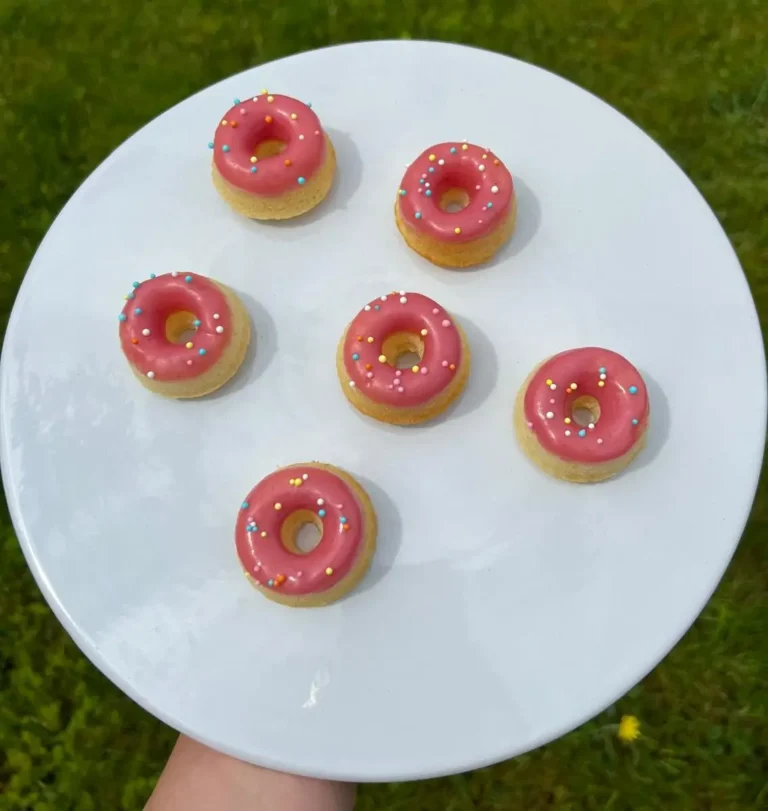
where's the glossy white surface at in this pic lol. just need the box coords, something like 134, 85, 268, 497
1, 41, 764, 781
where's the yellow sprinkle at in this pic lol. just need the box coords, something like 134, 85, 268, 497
564, 417, 571, 424
482, 153, 488, 159
378, 354, 387, 363
428, 154, 436, 161
290, 113, 298, 120
274, 502, 282, 510
420, 329, 428, 336
412, 365, 420, 373
250, 156, 257, 163
454, 227, 461, 235
598, 380, 605, 387
545, 379, 553, 386
325, 567, 333, 576
267, 95, 274, 102
570, 382, 578, 389
260, 531, 267, 537
295, 478, 302, 487
288, 478, 295, 485
461, 144, 469, 151
221, 120, 228, 126
367, 336, 374, 343
261, 88, 268, 95
185, 341, 193, 349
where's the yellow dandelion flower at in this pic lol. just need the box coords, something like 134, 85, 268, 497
618, 715, 641, 742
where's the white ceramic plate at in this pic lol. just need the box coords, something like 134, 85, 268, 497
2, 41, 764, 781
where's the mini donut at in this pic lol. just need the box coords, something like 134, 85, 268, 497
118, 271, 250, 398
514, 348, 650, 483
337, 292, 470, 425
236, 463, 377, 607
395, 141, 516, 268
210, 91, 335, 220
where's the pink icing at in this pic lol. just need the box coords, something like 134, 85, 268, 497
119, 272, 232, 381
342, 292, 463, 407
397, 142, 514, 243
523, 347, 649, 464
212, 93, 326, 195
235, 465, 367, 596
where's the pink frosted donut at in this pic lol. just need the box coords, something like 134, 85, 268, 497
118, 271, 250, 398
515, 347, 650, 482
337, 292, 471, 425
236, 463, 377, 607
395, 141, 517, 268
210, 91, 336, 220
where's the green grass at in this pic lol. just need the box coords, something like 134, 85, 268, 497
1, 0, 766, 808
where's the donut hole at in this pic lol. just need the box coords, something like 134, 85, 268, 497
252, 139, 287, 160
571, 395, 601, 427
381, 331, 425, 370
439, 187, 471, 213
165, 311, 199, 344
281, 509, 323, 555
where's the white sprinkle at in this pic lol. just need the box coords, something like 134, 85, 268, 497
550, 383, 557, 390
597, 438, 604, 444
302, 473, 308, 480
399, 290, 405, 295
186, 359, 193, 365
317, 498, 324, 506
600, 373, 606, 380
298, 134, 304, 140
213, 313, 220, 319
545, 411, 554, 419
476, 185, 481, 190
442, 319, 451, 327
252, 97, 259, 101
462, 138, 468, 142
142, 328, 150, 336
432, 308, 439, 314
398, 386, 404, 393
171, 271, 178, 277
438, 159, 445, 165
216, 326, 224, 334
240, 108, 246, 114
366, 371, 373, 379
364, 305, 371, 311
565, 430, 571, 436
147, 371, 155, 379
478, 164, 486, 171
400, 296, 407, 304
491, 185, 499, 194
478, 219, 483, 224
380, 295, 387, 301
349, 381, 356, 388
527, 421, 534, 428
588, 423, 595, 429
550, 398, 555, 404
314, 130, 320, 135
441, 360, 448, 367
425, 182, 430, 188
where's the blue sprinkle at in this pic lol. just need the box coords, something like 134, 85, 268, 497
149, 273, 156, 279
241, 501, 249, 510
251, 166, 258, 173
415, 211, 422, 219
339, 516, 347, 524
199, 348, 207, 356
193, 319, 201, 328
578, 429, 587, 437
127, 292, 134, 299
352, 353, 360, 361
132, 281, 140, 288
629, 385, 638, 394
487, 202, 493, 209
632, 418, 639, 425
233, 97, 240, 104
297, 176, 306, 185
426, 190, 432, 197
399, 189, 406, 196
306, 101, 312, 108
185, 275, 193, 283
599, 367, 606, 374
419, 179, 425, 185
118, 313, 126, 321
374, 305, 380, 310
318, 509, 326, 518
428, 167, 435, 173
207, 141, 214, 149
134, 308, 142, 315
222, 144, 230, 152
450, 147, 457, 153
267, 579, 274, 587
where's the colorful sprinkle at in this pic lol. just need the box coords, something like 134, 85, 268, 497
491, 185, 499, 193
325, 567, 333, 576
118, 313, 126, 321
185, 341, 193, 349
450, 147, 457, 153
297, 176, 306, 185
415, 211, 422, 219
146, 371, 155, 379
425, 190, 432, 196
222, 145, 230, 152
599, 367, 606, 374
545, 411, 555, 419
142, 328, 151, 337
598, 380, 605, 387
198, 348, 207, 356
284, 158, 292, 167
339, 517, 347, 524
578, 429, 587, 437
632, 418, 639, 425
274, 502, 282, 510
216, 326, 224, 334
241, 501, 249, 510
442, 319, 451, 327
399, 189, 406, 196
317, 498, 324, 505
184, 275, 193, 283
207, 141, 214, 149
251, 166, 258, 173
454, 227, 462, 235
290, 113, 298, 120
193, 319, 201, 327
352, 353, 359, 361
265, 115, 272, 124
629, 385, 638, 394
